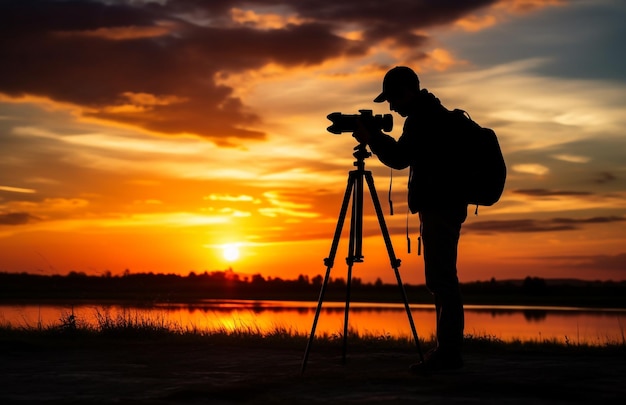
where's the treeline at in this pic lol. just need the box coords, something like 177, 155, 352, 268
1, 271, 626, 308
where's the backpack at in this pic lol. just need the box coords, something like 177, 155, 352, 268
449, 109, 506, 212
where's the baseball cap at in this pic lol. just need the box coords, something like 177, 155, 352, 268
373, 66, 420, 103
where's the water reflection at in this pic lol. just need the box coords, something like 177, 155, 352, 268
523, 310, 547, 322
1, 300, 625, 345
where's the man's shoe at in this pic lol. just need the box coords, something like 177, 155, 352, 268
409, 348, 463, 374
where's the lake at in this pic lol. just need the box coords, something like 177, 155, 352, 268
2, 300, 625, 346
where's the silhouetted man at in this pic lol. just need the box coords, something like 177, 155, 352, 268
354, 66, 467, 373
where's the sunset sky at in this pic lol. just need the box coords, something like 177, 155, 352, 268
1, 0, 625, 284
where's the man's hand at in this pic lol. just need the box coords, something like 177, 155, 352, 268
352, 118, 370, 144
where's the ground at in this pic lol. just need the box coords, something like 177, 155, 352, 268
1, 339, 625, 404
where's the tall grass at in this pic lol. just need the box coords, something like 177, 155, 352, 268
1, 309, 624, 355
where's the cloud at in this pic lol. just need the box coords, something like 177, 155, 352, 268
511, 163, 549, 176
551, 154, 590, 164
513, 189, 593, 197
0, 212, 40, 226
538, 252, 626, 274
551, 216, 626, 225
463, 215, 626, 234
0, 186, 37, 194
0, 0, 537, 146
593, 172, 617, 184
0, 1, 360, 145
573, 253, 626, 273
205, 194, 259, 203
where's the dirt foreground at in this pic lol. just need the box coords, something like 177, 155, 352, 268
1, 339, 625, 404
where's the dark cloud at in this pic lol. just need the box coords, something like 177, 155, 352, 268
464, 219, 575, 234
287, 0, 496, 30
0, 212, 39, 226
552, 216, 626, 225
513, 189, 593, 197
573, 253, 626, 273
463, 216, 626, 234
0, 0, 496, 145
538, 252, 626, 274
594, 172, 617, 184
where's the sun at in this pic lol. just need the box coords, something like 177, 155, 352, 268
222, 244, 240, 262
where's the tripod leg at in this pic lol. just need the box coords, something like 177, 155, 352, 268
364, 171, 424, 362
300, 263, 331, 374
301, 172, 356, 374
342, 261, 354, 364
340, 167, 365, 364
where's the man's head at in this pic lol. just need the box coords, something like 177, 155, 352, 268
374, 66, 420, 117
374, 66, 420, 102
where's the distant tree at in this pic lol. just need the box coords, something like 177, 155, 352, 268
251, 274, 266, 285
331, 277, 346, 288
312, 275, 323, 287
523, 276, 547, 295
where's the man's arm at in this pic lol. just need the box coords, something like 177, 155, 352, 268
353, 121, 412, 170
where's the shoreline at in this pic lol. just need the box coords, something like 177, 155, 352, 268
3, 296, 626, 310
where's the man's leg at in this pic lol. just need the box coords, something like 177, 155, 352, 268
418, 207, 466, 368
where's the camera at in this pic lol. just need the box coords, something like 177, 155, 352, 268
326, 109, 393, 135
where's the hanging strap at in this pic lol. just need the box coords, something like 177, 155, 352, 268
406, 208, 422, 256
388, 168, 394, 216
406, 207, 411, 254
404, 166, 422, 255
417, 215, 422, 256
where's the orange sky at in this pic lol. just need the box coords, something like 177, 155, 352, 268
1, 0, 625, 283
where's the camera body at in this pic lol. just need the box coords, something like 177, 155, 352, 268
327, 110, 393, 135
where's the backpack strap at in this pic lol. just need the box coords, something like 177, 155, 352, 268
405, 209, 422, 256
388, 168, 394, 216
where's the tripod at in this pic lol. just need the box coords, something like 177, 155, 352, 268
300, 143, 423, 374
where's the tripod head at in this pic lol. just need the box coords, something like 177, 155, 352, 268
352, 143, 372, 166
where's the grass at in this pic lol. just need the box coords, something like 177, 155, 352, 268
1, 309, 624, 358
